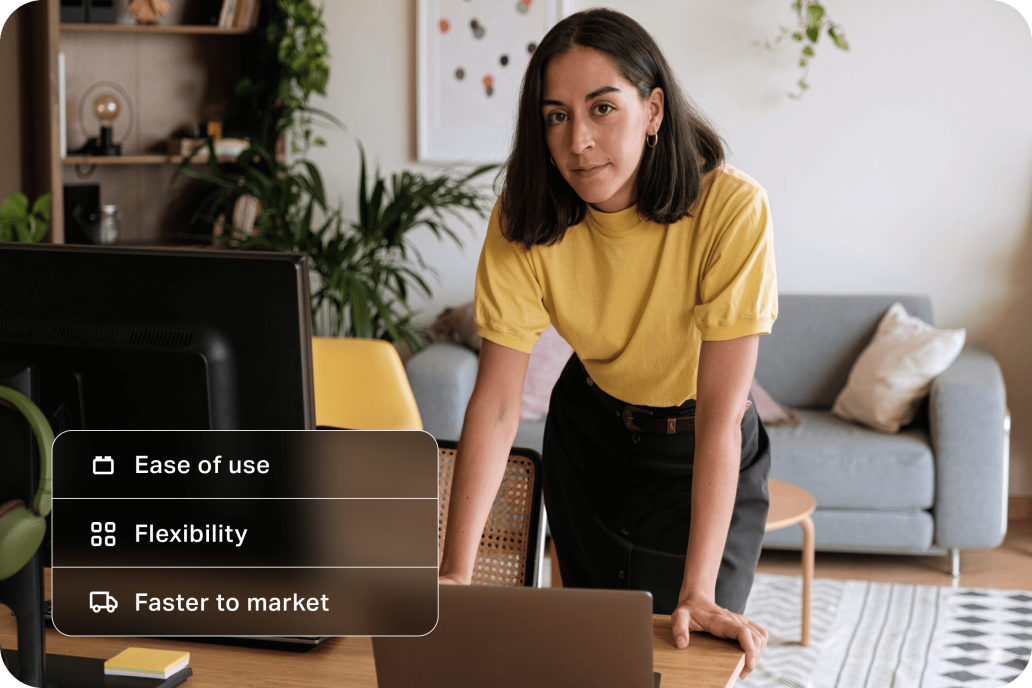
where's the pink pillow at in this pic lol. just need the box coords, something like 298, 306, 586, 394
750, 379, 804, 427
520, 325, 574, 421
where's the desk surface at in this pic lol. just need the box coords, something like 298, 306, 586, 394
1, 574, 745, 688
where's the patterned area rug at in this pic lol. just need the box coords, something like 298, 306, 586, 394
739, 574, 1032, 688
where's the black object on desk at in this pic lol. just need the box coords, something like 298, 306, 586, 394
2, 651, 192, 688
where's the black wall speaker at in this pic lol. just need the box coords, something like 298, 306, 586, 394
63, 184, 101, 245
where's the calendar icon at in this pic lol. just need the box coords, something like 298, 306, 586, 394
92, 456, 114, 475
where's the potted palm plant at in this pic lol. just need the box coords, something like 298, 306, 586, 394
176, 138, 495, 352
173, 0, 496, 354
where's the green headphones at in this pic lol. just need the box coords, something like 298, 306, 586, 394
0, 385, 54, 581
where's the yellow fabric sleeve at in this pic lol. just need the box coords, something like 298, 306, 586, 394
694, 187, 778, 341
473, 200, 551, 354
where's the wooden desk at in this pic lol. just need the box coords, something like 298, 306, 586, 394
1, 575, 745, 687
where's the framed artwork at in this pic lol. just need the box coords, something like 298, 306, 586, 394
418, 0, 563, 163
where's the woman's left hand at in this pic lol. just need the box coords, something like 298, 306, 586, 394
670, 595, 768, 680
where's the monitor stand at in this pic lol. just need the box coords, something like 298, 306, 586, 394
0, 362, 98, 687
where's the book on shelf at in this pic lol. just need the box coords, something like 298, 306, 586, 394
217, 0, 236, 28
230, 0, 248, 28
232, 0, 261, 29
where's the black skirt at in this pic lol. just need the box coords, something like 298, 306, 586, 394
541, 352, 771, 615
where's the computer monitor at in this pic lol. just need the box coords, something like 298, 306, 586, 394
0, 243, 315, 432
0, 243, 316, 683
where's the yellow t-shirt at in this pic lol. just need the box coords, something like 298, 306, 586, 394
473, 164, 778, 407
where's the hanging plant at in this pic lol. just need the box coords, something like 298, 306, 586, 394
229, 0, 337, 158
754, 1, 850, 99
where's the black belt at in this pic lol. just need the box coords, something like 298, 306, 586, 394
585, 375, 697, 434
585, 375, 753, 434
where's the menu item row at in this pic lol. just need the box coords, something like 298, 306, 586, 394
53, 498, 438, 567
55, 567, 437, 636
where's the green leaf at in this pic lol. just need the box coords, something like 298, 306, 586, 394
792, 32, 804, 41
13, 218, 30, 242
806, 25, 819, 42
829, 26, 849, 50
0, 192, 28, 218
31, 193, 51, 221
806, 3, 824, 28
302, 160, 326, 208
799, 79, 810, 89
803, 46, 814, 56
30, 216, 46, 242
800, 58, 807, 67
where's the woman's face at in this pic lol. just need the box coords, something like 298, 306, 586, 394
542, 46, 664, 213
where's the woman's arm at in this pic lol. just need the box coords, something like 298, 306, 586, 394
438, 339, 531, 584
671, 334, 768, 679
683, 334, 758, 599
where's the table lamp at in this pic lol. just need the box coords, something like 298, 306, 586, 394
68, 80, 135, 157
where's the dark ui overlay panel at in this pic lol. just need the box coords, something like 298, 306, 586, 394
50, 430, 439, 636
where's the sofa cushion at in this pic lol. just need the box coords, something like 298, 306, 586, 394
831, 302, 965, 433
762, 508, 934, 553
766, 409, 934, 510
756, 294, 934, 408
751, 378, 803, 427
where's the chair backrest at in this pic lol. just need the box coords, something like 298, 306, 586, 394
755, 294, 934, 408
311, 336, 423, 430
437, 439, 545, 587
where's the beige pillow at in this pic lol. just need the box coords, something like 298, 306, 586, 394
831, 302, 966, 433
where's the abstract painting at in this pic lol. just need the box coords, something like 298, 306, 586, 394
418, 0, 562, 163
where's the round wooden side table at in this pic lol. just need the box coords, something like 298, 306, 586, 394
765, 479, 817, 646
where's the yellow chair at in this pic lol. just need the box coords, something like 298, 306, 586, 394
311, 336, 423, 430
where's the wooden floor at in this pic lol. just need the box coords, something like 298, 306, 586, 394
545, 520, 1032, 591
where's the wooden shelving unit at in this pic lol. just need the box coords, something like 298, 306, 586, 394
60, 23, 252, 35
24, 0, 274, 245
63, 154, 247, 166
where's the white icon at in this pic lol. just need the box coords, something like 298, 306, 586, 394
90, 522, 116, 547
93, 456, 114, 475
90, 591, 118, 613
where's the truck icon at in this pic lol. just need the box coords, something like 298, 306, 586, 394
90, 591, 118, 613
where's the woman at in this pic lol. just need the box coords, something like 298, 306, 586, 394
438, 8, 775, 678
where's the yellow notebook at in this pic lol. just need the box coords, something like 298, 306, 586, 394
104, 648, 190, 679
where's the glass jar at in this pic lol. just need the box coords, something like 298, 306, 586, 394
99, 205, 120, 244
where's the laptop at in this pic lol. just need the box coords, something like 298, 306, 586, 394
373, 586, 661, 688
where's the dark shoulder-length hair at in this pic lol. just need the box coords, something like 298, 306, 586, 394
498, 8, 726, 249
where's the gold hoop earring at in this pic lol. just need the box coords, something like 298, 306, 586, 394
647, 132, 659, 148
549, 155, 557, 166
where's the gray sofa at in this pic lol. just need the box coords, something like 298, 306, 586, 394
405, 294, 1009, 570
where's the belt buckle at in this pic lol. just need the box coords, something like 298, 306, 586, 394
622, 405, 651, 432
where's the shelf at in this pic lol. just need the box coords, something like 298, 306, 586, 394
60, 23, 252, 35
63, 154, 248, 166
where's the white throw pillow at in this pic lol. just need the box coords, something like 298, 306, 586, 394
831, 302, 966, 433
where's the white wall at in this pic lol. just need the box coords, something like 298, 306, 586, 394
311, 0, 1032, 498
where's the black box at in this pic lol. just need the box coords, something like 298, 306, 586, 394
86, 0, 116, 23
60, 0, 86, 23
